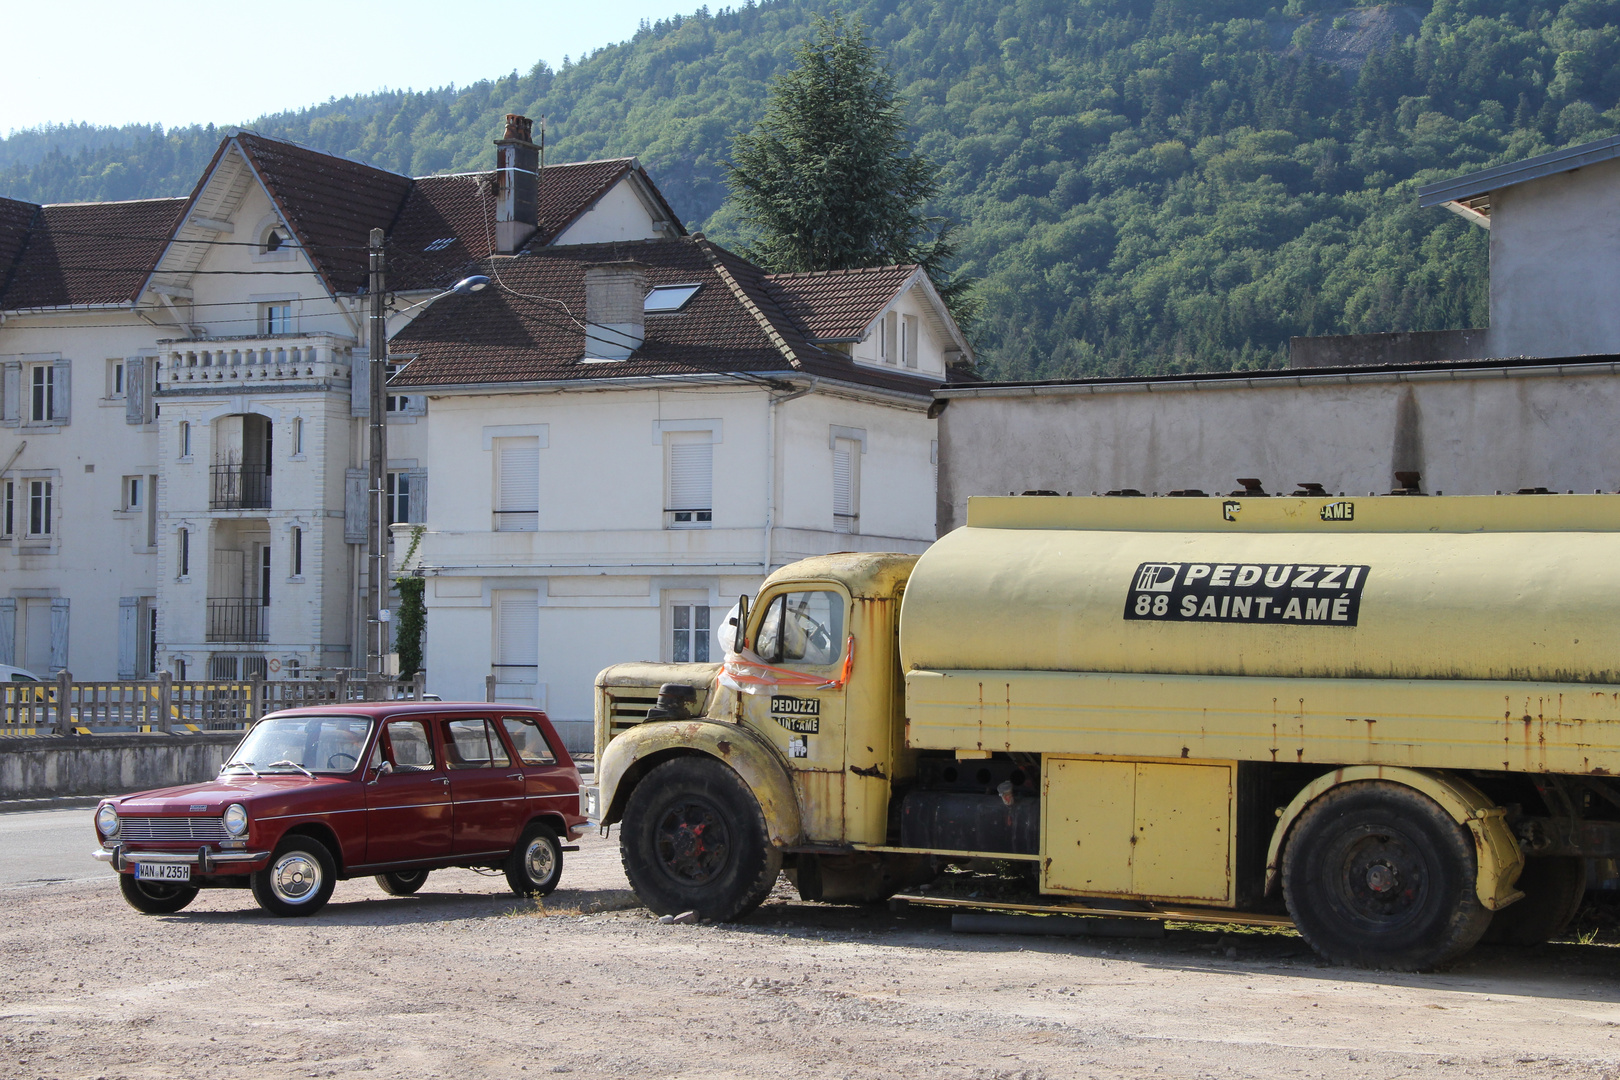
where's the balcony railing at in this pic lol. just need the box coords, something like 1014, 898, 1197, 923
157, 332, 355, 389
211, 464, 271, 509
206, 598, 268, 643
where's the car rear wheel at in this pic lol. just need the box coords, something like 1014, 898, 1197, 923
375, 869, 430, 896
619, 757, 782, 921
1282, 781, 1491, 970
506, 822, 563, 896
251, 837, 337, 917
118, 873, 199, 915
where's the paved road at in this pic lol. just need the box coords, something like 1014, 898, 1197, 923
0, 804, 112, 888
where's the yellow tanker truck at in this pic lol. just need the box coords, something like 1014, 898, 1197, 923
590, 493, 1620, 969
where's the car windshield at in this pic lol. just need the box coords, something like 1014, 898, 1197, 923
226, 715, 374, 775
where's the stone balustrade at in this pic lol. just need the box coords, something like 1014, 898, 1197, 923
157, 333, 354, 387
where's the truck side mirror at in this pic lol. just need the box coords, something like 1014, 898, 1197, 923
735, 594, 750, 653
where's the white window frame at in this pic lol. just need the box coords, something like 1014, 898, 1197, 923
28, 364, 53, 423
902, 314, 919, 368
386, 470, 411, 526
178, 420, 192, 460
493, 436, 541, 532
107, 358, 125, 399
25, 477, 53, 538
830, 426, 866, 535
492, 590, 540, 689
665, 592, 715, 664
665, 430, 714, 529
291, 416, 304, 458
0, 479, 12, 538
290, 525, 304, 579
262, 302, 294, 336
122, 475, 144, 512
177, 526, 191, 579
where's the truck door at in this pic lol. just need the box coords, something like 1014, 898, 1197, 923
745, 586, 850, 842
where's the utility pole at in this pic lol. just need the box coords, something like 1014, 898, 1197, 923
366, 228, 389, 683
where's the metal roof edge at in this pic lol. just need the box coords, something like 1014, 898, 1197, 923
933, 353, 1620, 398
1418, 135, 1620, 207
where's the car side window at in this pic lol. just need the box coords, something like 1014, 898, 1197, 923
501, 716, 557, 765
381, 719, 435, 772
444, 717, 512, 769
754, 590, 845, 666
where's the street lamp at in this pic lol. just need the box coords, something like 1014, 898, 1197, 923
365, 242, 492, 688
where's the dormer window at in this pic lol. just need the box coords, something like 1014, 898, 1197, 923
645, 284, 701, 314
253, 215, 295, 263
264, 229, 284, 253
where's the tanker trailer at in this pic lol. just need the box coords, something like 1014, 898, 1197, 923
592, 493, 1620, 969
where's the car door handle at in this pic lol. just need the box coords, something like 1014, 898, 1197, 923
507, 773, 525, 781
435, 776, 450, 785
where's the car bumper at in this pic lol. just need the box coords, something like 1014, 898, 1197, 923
93, 846, 270, 873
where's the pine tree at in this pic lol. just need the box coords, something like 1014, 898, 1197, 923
724, 11, 973, 323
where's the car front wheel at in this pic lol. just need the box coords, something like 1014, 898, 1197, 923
251, 837, 337, 917
506, 822, 563, 896
118, 873, 199, 915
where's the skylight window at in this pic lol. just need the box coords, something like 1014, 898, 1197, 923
423, 237, 455, 252
645, 284, 702, 313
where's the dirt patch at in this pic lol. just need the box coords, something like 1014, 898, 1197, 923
5, 833, 1620, 1078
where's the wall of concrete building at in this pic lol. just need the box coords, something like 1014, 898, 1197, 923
935, 360, 1620, 532
0, 732, 242, 799
1488, 156, 1620, 359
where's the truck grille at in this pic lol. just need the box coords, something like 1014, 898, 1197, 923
118, 816, 229, 842
606, 693, 659, 740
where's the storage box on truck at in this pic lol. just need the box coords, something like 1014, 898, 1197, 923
590, 492, 1620, 969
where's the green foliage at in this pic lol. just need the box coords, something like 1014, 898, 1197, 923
726, 12, 971, 317
394, 526, 426, 680
1, 0, 1616, 378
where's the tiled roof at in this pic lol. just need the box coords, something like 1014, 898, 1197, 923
388, 237, 943, 398
0, 196, 39, 298
234, 132, 416, 295
0, 197, 186, 309
766, 264, 921, 342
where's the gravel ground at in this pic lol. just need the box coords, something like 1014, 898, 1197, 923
6, 833, 1620, 1079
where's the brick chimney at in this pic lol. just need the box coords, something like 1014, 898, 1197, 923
583, 262, 647, 361
494, 114, 539, 254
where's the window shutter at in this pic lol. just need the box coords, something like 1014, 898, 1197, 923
1, 361, 19, 425
344, 468, 368, 542
404, 393, 427, 417
407, 469, 428, 524
51, 360, 70, 422
496, 438, 540, 530
667, 433, 712, 511
0, 598, 14, 665
118, 596, 138, 677
351, 348, 370, 416
49, 597, 69, 673
495, 592, 540, 684
125, 357, 146, 425
833, 438, 859, 534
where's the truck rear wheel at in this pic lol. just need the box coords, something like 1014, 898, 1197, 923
1481, 856, 1586, 946
1282, 781, 1491, 970
620, 757, 782, 921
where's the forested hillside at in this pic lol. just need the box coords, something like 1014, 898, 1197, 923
4, 0, 1618, 379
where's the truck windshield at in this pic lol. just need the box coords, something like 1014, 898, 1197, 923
226, 715, 374, 775
755, 590, 844, 665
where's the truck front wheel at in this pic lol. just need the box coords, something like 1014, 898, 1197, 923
620, 757, 782, 921
1282, 781, 1491, 970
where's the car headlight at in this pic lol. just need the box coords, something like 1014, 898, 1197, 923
222, 803, 249, 837
96, 804, 119, 838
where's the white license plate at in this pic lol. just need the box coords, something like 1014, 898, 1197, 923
133, 862, 190, 882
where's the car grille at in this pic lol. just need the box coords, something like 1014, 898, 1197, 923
118, 816, 228, 842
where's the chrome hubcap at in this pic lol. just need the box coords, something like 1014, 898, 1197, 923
271, 852, 321, 903
525, 838, 555, 883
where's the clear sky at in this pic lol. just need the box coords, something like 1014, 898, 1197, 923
1, 0, 696, 135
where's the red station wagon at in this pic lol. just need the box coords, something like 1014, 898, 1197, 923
91, 703, 587, 917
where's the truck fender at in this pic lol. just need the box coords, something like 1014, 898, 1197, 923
597, 719, 804, 848
1265, 765, 1525, 912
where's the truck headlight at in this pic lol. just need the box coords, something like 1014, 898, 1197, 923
96, 804, 119, 838
222, 803, 249, 837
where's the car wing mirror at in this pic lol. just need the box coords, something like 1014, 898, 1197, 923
369, 760, 393, 784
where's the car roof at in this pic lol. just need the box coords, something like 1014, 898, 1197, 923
261, 701, 546, 719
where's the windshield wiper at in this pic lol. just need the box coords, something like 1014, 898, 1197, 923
223, 759, 260, 777
265, 760, 316, 779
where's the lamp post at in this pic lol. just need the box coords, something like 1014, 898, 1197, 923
364, 234, 489, 685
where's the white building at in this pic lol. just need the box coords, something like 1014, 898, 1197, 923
1420, 134, 1620, 359
0, 116, 685, 681
389, 235, 968, 737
